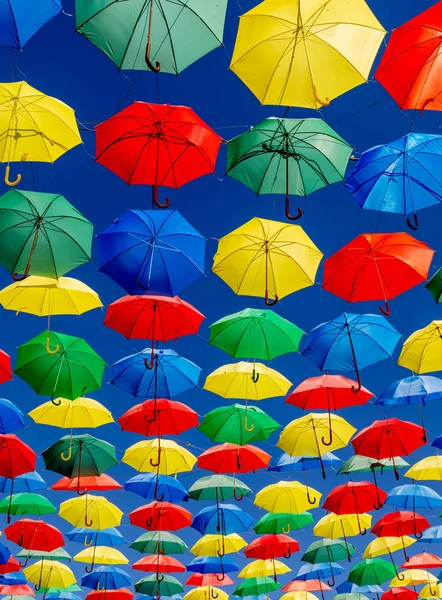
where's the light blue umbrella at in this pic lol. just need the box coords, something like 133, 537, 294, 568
0, 472, 46, 494
296, 562, 345, 584
0, 0, 61, 49
417, 525, 442, 543
385, 484, 442, 510
269, 453, 341, 472
336, 583, 384, 595
66, 527, 125, 547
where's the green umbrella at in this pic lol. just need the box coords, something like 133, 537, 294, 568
75, 0, 228, 74
135, 574, 183, 595
188, 475, 251, 502
209, 308, 304, 361
16, 548, 72, 562
338, 455, 410, 475
233, 577, 281, 597
332, 594, 370, 600
198, 404, 280, 446
302, 538, 355, 564
348, 559, 396, 586
426, 268, 442, 303
130, 531, 188, 555
42, 434, 117, 490
254, 512, 314, 534
0, 189, 93, 280
0, 493, 56, 519
226, 117, 353, 220
15, 330, 106, 403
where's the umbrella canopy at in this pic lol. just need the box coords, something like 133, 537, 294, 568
132, 555, 185, 574
135, 574, 184, 596
124, 473, 188, 503
197, 443, 271, 474
59, 495, 123, 530
389, 570, 437, 587
376, 376, 442, 406
66, 528, 125, 547
184, 588, 228, 600
296, 562, 344, 581
0, 190, 92, 279
23, 561, 76, 589
186, 555, 239, 575
192, 504, 253, 535
81, 566, 131, 590
118, 398, 198, 437
188, 475, 251, 502
191, 533, 247, 557
122, 439, 196, 475
75, 0, 228, 73
302, 539, 356, 564
282, 581, 332, 593
0, 0, 61, 49
386, 484, 442, 509
314, 513, 372, 539
185, 573, 234, 587
426, 268, 442, 303
371, 511, 430, 538
0, 434, 36, 478
344, 133, 442, 227
349, 559, 396, 586
15, 331, 106, 401
0, 471, 45, 494
129, 501, 192, 531
73, 547, 128, 565
229, 0, 385, 109
51, 474, 121, 492
0, 399, 24, 434
0, 492, 56, 519
254, 512, 314, 535
418, 526, 442, 543
29, 398, 113, 429
244, 534, 299, 560
323, 482, 387, 513
239, 559, 290, 579
287, 374, 372, 411
98, 209, 205, 296
233, 577, 281, 596
398, 321, 442, 373
338, 455, 409, 475
0, 276, 102, 316
255, 481, 321, 513
86, 590, 133, 600
363, 536, 416, 559
0, 349, 12, 385
323, 233, 434, 314
381, 589, 418, 600
400, 553, 442, 569
226, 117, 352, 219
130, 531, 188, 556
405, 455, 442, 480
212, 217, 323, 304
4, 520, 64, 551
269, 453, 341, 473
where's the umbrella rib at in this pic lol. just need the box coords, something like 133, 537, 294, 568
118, 0, 150, 70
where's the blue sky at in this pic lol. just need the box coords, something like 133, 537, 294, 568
2, 0, 442, 592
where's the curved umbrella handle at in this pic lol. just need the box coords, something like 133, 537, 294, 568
84, 535, 93, 547
144, 403, 158, 423
61, 444, 73, 462
144, 356, 155, 370
85, 563, 94, 574
406, 213, 419, 231
13, 271, 28, 281
50, 395, 62, 406
244, 415, 255, 432
313, 85, 330, 107
251, 369, 259, 383
46, 337, 60, 355
211, 591, 218, 600
430, 586, 437, 597
236, 454, 242, 471
396, 572, 405, 582
233, 488, 244, 502
379, 301, 391, 316
414, 531, 423, 540
373, 499, 382, 510
307, 490, 317, 505
35, 583, 41, 591
282, 523, 291, 534
19, 557, 29, 568
152, 185, 170, 209
77, 486, 87, 496
321, 429, 333, 447
5, 165, 21, 187
85, 514, 93, 527
351, 370, 362, 394
286, 197, 302, 221
146, 516, 153, 528
265, 291, 278, 306
216, 573, 225, 583
327, 573, 335, 587
156, 573, 164, 583
216, 545, 225, 558
97, 583, 104, 592
150, 455, 161, 468
283, 549, 291, 559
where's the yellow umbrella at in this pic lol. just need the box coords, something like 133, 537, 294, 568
59, 494, 123, 530
191, 534, 246, 557
397, 321, 442, 373
390, 570, 437, 588
281, 593, 319, 600
23, 560, 76, 589
363, 536, 416, 559
239, 559, 291, 579
74, 546, 128, 565
254, 481, 321, 514
203, 362, 292, 400
28, 397, 113, 428
421, 584, 442, 598
122, 439, 196, 475
0, 82, 82, 186
212, 217, 322, 304
277, 413, 356, 477
314, 513, 372, 539
405, 456, 442, 480
230, 0, 386, 109
184, 588, 228, 600
0, 276, 102, 316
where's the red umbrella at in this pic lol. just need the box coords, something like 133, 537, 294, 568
323, 233, 434, 315
51, 474, 122, 492
381, 589, 419, 600
282, 580, 332, 593
132, 555, 185, 573
0, 556, 20, 574
401, 552, 442, 569
185, 573, 234, 587
286, 374, 372, 445
244, 534, 300, 560
323, 481, 388, 515
374, 2, 442, 112
104, 295, 205, 368
87, 589, 134, 600
118, 398, 198, 437
198, 443, 271, 474
0, 585, 35, 595
0, 434, 36, 478
372, 510, 430, 540
129, 501, 192, 531
4, 519, 64, 552
0, 349, 12, 385
351, 418, 427, 479
95, 102, 222, 208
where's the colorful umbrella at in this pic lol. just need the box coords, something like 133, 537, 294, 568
130, 531, 188, 556
269, 453, 341, 473
122, 439, 196, 475
372, 511, 430, 540
59, 495, 123, 530
129, 501, 192, 531
418, 526, 442, 544
254, 512, 314, 535
81, 566, 131, 590
0, 0, 61, 49
132, 555, 185, 574
184, 588, 227, 600
233, 577, 281, 596
239, 559, 290, 580
197, 443, 271, 474
0, 471, 45, 494
51, 474, 121, 493
0, 493, 56, 522
323, 482, 387, 514
230, 0, 385, 108
98, 209, 205, 295
188, 475, 251, 502
363, 536, 416, 560
4, 520, 64, 552
400, 553, 442, 569
23, 561, 76, 590
73, 546, 128, 568
226, 118, 352, 219
66, 528, 125, 548
86, 590, 134, 600
187, 556, 239, 575
135, 574, 183, 596
348, 559, 396, 586
255, 481, 321, 513
192, 504, 253, 535
296, 562, 344, 583
0, 399, 24, 434
0, 434, 36, 479
186, 573, 234, 587
405, 455, 442, 480
29, 398, 113, 429
385, 484, 442, 510
191, 533, 246, 557
118, 398, 198, 437
244, 534, 299, 560
398, 321, 442, 373
313, 513, 372, 541
124, 474, 188, 503
323, 233, 434, 314
302, 539, 356, 565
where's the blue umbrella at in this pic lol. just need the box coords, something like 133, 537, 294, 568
0, 399, 24, 434
81, 566, 131, 590
336, 583, 383, 594
186, 556, 239, 574
98, 209, 206, 296
345, 133, 442, 229
124, 474, 188, 502
417, 525, 442, 543
269, 453, 341, 472
46, 594, 82, 600
0, 471, 46, 494
431, 435, 442, 450
0, 543, 10, 566
296, 563, 344, 584
192, 503, 253, 535
300, 313, 401, 392
385, 484, 442, 510
0, 0, 61, 49
66, 528, 125, 547
111, 348, 201, 398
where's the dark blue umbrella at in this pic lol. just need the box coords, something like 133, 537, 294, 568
98, 209, 206, 296
345, 133, 442, 229
296, 563, 344, 581
192, 503, 253, 535
0, 544, 14, 568
300, 313, 401, 392
0, 0, 61, 49
0, 471, 46, 493
0, 398, 24, 434
431, 434, 442, 450
81, 566, 131, 590
385, 484, 442, 510
186, 556, 239, 574
269, 453, 341, 472
111, 348, 201, 398
66, 528, 125, 547
124, 474, 188, 502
